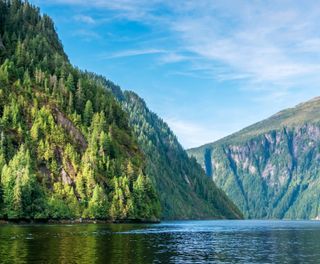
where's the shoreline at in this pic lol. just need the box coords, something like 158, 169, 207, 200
0, 218, 161, 225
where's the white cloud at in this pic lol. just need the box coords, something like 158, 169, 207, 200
74, 15, 96, 24
72, 29, 100, 41
36, 0, 320, 146
169, 3, 320, 86
58, 1, 320, 93
100, 48, 166, 59
42, 0, 167, 22
158, 52, 189, 64
41, 0, 320, 86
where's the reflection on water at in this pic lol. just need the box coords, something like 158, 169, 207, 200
0, 220, 320, 263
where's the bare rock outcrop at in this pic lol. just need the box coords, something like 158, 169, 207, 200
51, 107, 87, 151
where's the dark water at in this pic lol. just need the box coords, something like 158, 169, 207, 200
1, 220, 320, 263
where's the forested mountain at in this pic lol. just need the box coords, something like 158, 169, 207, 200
74, 74, 243, 219
119, 91, 243, 219
188, 97, 320, 219
0, 0, 160, 221
0, 0, 242, 220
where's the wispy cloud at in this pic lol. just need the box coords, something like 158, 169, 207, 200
100, 48, 166, 59
74, 14, 96, 24
158, 52, 191, 64
35, 0, 320, 146
72, 29, 101, 41
42, 1, 320, 87
42, 0, 168, 22
169, 3, 320, 86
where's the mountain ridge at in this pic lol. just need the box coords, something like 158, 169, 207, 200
0, 0, 160, 221
0, 0, 242, 220
188, 96, 320, 219
90, 75, 243, 219
189, 96, 320, 151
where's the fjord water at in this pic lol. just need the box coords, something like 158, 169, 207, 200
1, 220, 320, 263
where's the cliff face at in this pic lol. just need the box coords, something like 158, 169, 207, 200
51, 107, 88, 151
188, 98, 320, 219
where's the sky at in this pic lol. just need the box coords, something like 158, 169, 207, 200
31, 0, 320, 148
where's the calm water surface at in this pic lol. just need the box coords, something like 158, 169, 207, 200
0, 220, 320, 263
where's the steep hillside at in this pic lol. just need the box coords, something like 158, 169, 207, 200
85, 75, 243, 219
119, 91, 243, 219
0, 0, 160, 221
188, 97, 320, 219
0, 0, 243, 221
77, 74, 243, 220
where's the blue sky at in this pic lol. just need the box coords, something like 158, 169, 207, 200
32, 0, 320, 148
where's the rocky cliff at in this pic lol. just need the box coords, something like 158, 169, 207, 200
188, 97, 320, 219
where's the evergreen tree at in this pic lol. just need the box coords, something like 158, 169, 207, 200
85, 186, 109, 219
1, 145, 46, 219
84, 100, 93, 126
0, 0, 163, 222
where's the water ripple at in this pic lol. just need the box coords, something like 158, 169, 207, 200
0, 220, 320, 263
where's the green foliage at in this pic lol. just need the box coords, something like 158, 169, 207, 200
117, 91, 242, 219
48, 183, 80, 219
84, 100, 93, 126
84, 186, 109, 219
133, 173, 161, 219
110, 176, 134, 219
0, 0, 160, 221
1, 145, 47, 219
189, 97, 320, 219
0, 0, 241, 222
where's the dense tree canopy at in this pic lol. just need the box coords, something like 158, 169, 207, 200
0, 0, 243, 221
120, 91, 243, 219
0, 0, 160, 221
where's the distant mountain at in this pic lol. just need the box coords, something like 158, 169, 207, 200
188, 97, 320, 219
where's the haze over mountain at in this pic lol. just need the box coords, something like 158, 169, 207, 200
189, 97, 320, 219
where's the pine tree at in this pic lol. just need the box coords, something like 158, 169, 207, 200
1, 145, 45, 219
84, 100, 93, 126
75, 79, 84, 111
85, 186, 109, 219
65, 73, 75, 92
0, 59, 10, 85
23, 70, 31, 89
